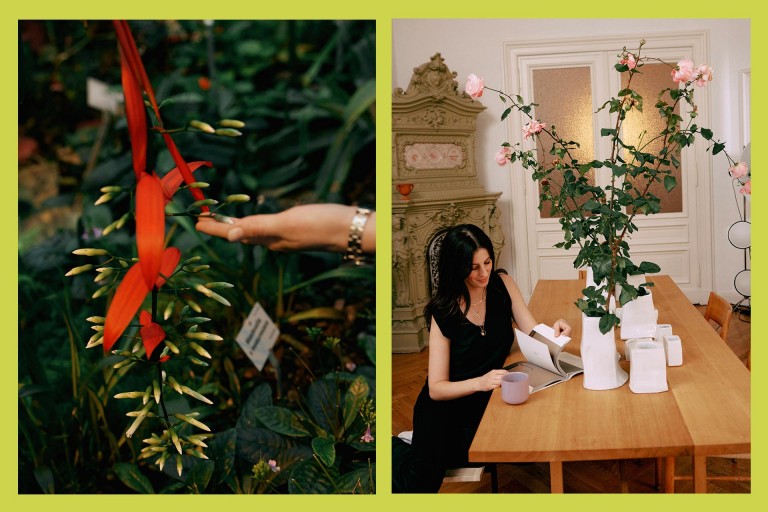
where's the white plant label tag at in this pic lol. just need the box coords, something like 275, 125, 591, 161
235, 302, 280, 371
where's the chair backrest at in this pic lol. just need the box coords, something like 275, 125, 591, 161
427, 229, 450, 297
703, 291, 733, 342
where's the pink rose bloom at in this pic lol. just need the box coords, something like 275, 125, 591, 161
523, 119, 546, 140
620, 54, 637, 70
495, 145, 512, 166
740, 180, 751, 195
729, 161, 749, 179
465, 73, 485, 98
671, 59, 696, 83
694, 64, 713, 87
268, 459, 281, 472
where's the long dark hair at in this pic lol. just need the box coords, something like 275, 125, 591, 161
424, 224, 502, 328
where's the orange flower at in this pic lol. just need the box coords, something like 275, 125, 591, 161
161, 161, 214, 203
103, 247, 180, 353
113, 20, 209, 212
139, 310, 166, 359
198, 76, 211, 91
135, 173, 165, 289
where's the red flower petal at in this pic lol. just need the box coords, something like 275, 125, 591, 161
162, 134, 208, 211
156, 247, 181, 289
113, 21, 161, 121
103, 262, 151, 353
119, 45, 147, 181
139, 310, 152, 326
140, 322, 166, 359
160, 161, 214, 203
136, 173, 165, 289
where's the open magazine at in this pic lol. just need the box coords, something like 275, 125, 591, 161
505, 324, 584, 393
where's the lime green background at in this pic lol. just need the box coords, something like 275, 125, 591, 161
6, 0, 763, 509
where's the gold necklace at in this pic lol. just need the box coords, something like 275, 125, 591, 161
470, 288, 487, 336
471, 306, 486, 336
469, 287, 486, 306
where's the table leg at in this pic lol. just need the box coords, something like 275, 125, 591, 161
693, 455, 707, 493
550, 461, 564, 493
664, 457, 675, 493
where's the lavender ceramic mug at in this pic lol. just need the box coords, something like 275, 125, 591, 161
501, 372, 530, 405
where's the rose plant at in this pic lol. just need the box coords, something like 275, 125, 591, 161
467, 40, 744, 333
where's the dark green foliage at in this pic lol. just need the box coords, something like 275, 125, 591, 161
19, 19, 375, 494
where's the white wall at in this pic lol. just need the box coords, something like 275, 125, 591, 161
393, 18, 750, 303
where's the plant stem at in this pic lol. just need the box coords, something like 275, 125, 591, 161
151, 286, 171, 429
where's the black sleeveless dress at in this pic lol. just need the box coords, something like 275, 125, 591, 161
392, 271, 514, 493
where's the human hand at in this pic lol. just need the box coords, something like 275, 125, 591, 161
195, 204, 375, 253
476, 369, 509, 392
553, 318, 572, 337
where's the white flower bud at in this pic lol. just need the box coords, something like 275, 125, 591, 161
73, 248, 106, 257
65, 264, 94, 277
174, 413, 211, 432
188, 342, 212, 359
218, 119, 245, 128
189, 120, 216, 133
225, 194, 250, 203
94, 193, 113, 206
185, 331, 223, 342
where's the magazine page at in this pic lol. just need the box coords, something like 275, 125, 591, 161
504, 361, 562, 392
514, 327, 560, 374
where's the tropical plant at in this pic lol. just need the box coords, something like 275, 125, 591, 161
19, 19, 375, 494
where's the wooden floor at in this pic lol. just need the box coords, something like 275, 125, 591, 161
391, 304, 751, 493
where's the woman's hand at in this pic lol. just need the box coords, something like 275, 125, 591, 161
195, 204, 375, 253
475, 369, 509, 392
553, 318, 572, 337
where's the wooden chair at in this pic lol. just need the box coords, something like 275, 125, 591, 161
703, 291, 733, 342
659, 294, 748, 491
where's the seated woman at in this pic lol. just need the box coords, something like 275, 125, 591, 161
392, 224, 571, 493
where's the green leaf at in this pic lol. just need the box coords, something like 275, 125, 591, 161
114, 463, 155, 494
209, 428, 237, 485
255, 406, 311, 437
601, 128, 617, 137
284, 265, 374, 293
337, 466, 375, 493
288, 457, 340, 494
501, 107, 512, 121
701, 128, 713, 140
237, 383, 273, 429
308, 379, 339, 435
713, 142, 726, 155
358, 333, 376, 366
663, 175, 677, 192
311, 436, 336, 467
583, 199, 601, 212
343, 375, 369, 432
598, 314, 617, 335
33, 466, 55, 494
185, 460, 214, 493
638, 261, 662, 274
618, 88, 632, 97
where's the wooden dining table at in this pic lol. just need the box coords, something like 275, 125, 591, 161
467, 275, 750, 493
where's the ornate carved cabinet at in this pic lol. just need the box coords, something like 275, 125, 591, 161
392, 54, 504, 353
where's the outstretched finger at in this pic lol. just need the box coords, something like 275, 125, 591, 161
196, 216, 239, 240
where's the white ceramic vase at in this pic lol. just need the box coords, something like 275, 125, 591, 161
580, 313, 628, 390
